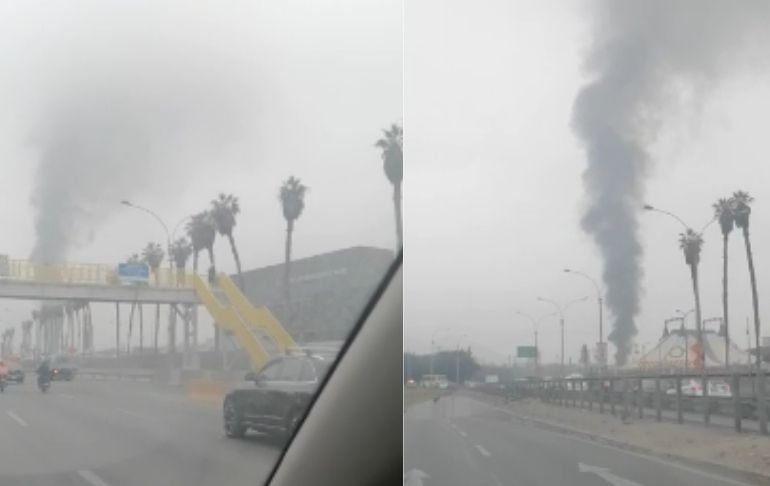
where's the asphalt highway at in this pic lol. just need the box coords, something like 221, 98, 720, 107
405, 393, 764, 486
0, 378, 281, 486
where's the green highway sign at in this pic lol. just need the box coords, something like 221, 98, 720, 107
517, 346, 537, 358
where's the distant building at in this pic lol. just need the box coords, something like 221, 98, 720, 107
237, 246, 395, 343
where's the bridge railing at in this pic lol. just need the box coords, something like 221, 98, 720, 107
6, 260, 200, 289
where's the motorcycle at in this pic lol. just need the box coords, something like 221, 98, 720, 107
38, 376, 50, 393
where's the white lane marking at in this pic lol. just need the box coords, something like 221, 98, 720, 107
458, 430, 468, 438
6, 410, 27, 427
579, 462, 643, 486
78, 469, 111, 486
474, 444, 491, 457
116, 408, 153, 421
465, 396, 757, 486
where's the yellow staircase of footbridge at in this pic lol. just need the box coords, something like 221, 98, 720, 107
192, 273, 296, 369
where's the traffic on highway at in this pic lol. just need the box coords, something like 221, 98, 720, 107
0, 0, 402, 485
406, 0, 770, 484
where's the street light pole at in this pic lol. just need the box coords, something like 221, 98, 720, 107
564, 269, 605, 370
515, 311, 556, 377
645, 204, 714, 369
454, 334, 468, 386
676, 308, 694, 372
430, 328, 452, 376
537, 296, 587, 377
121, 201, 173, 277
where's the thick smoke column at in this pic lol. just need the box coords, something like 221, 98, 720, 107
27, 24, 258, 263
572, 0, 770, 365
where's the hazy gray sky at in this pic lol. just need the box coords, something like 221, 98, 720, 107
0, 0, 401, 348
406, 0, 770, 365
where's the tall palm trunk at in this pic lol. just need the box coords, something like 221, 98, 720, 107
742, 226, 766, 433
154, 303, 160, 353
127, 302, 136, 355
193, 251, 199, 273
689, 263, 704, 370
285, 219, 294, 324
205, 244, 219, 352
227, 232, 244, 290
393, 181, 403, 250
139, 304, 144, 353
722, 234, 730, 367
206, 246, 216, 273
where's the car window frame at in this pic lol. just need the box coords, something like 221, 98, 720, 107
278, 357, 304, 382
298, 359, 318, 383
258, 358, 285, 382
264, 250, 402, 484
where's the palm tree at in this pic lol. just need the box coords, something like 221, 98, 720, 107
679, 229, 705, 370
167, 237, 192, 353
169, 237, 193, 286
185, 210, 217, 350
210, 193, 243, 289
141, 243, 165, 284
375, 123, 403, 250
141, 242, 165, 354
731, 190, 766, 432
279, 176, 308, 317
713, 197, 735, 367
186, 211, 217, 276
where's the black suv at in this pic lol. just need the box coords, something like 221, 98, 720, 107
51, 359, 76, 381
223, 354, 330, 440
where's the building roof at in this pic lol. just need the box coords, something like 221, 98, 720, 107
236, 246, 395, 342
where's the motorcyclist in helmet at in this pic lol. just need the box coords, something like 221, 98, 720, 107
36, 358, 51, 386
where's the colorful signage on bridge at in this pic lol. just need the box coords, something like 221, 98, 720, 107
117, 263, 150, 285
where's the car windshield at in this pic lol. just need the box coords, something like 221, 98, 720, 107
0, 1, 400, 485
405, 1, 770, 485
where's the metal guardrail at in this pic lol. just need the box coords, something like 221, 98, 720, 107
505, 372, 770, 435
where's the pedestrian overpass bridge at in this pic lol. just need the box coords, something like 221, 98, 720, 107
1, 260, 296, 369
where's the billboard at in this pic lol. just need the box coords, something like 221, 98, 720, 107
117, 263, 150, 285
517, 346, 537, 359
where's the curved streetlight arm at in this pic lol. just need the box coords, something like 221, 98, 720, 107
537, 296, 563, 319
563, 296, 589, 312
171, 215, 192, 242
644, 204, 690, 230
121, 201, 171, 245
699, 217, 717, 235
564, 269, 601, 297
515, 311, 537, 327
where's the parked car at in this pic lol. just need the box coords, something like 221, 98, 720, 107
223, 354, 331, 440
